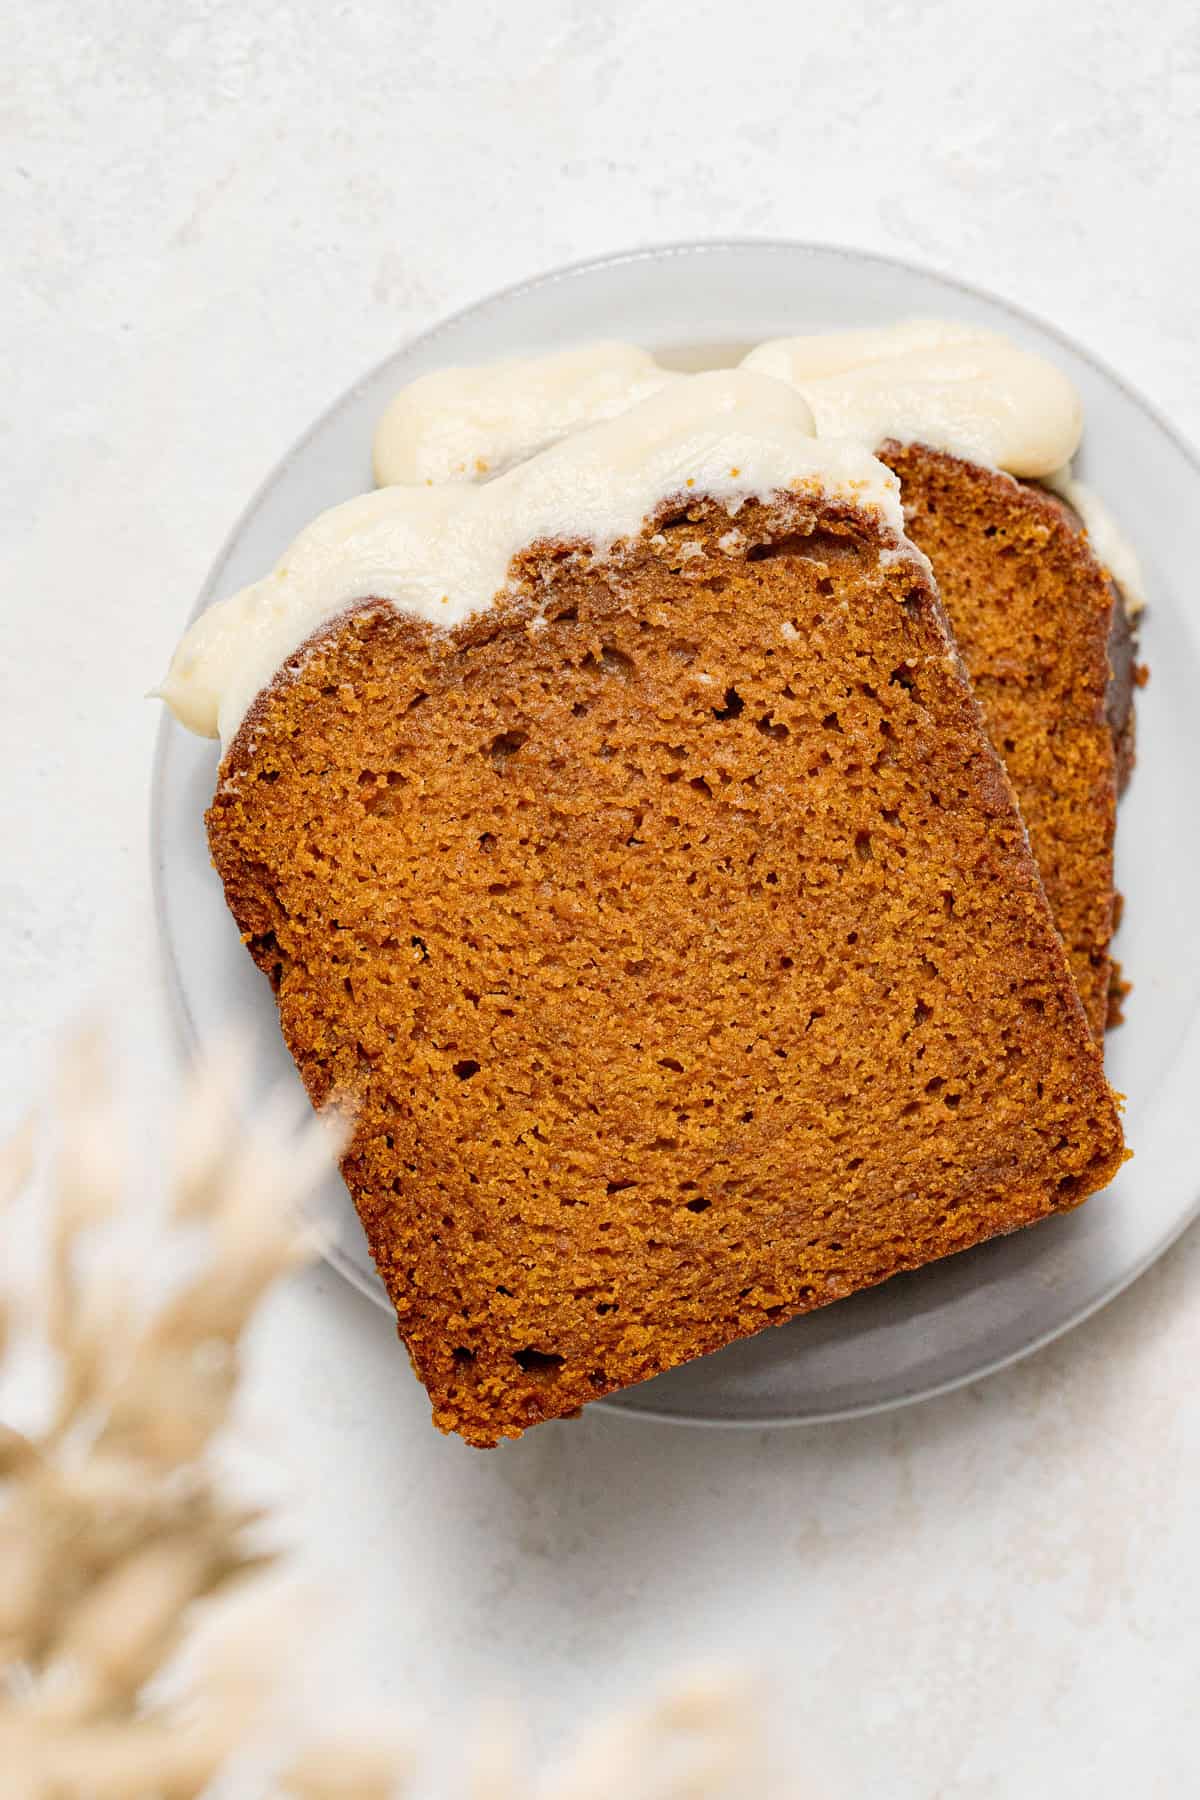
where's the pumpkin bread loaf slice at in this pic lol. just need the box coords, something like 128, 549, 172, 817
169, 376, 1126, 1445
869, 444, 1131, 1036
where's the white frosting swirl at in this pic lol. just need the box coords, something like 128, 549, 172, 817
742, 322, 1083, 478
160, 371, 899, 746
373, 322, 1084, 489
370, 322, 1143, 617
373, 342, 679, 486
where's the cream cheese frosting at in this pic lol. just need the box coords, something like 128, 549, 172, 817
741, 323, 1083, 478
372, 321, 1083, 489
160, 370, 900, 746
372, 341, 680, 486
369, 322, 1144, 616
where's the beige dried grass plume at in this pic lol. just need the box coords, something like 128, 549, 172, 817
0, 1033, 757, 1798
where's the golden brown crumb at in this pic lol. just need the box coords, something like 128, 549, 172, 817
882, 444, 1126, 1038
209, 493, 1125, 1446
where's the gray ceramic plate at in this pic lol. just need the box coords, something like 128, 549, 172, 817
152, 240, 1200, 1428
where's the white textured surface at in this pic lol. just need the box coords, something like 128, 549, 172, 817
4, 2, 1200, 1791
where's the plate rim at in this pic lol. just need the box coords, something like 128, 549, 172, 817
150, 235, 1200, 1430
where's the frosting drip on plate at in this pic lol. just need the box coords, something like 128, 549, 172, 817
160, 370, 901, 746
1042, 467, 1146, 617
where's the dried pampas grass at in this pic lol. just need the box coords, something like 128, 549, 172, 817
0, 1034, 760, 1798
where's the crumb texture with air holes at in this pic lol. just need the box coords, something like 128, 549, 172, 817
208, 490, 1125, 1446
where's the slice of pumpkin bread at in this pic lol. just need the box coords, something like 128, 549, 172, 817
869, 443, 1128, 1037
165, 376, 1126, 1444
